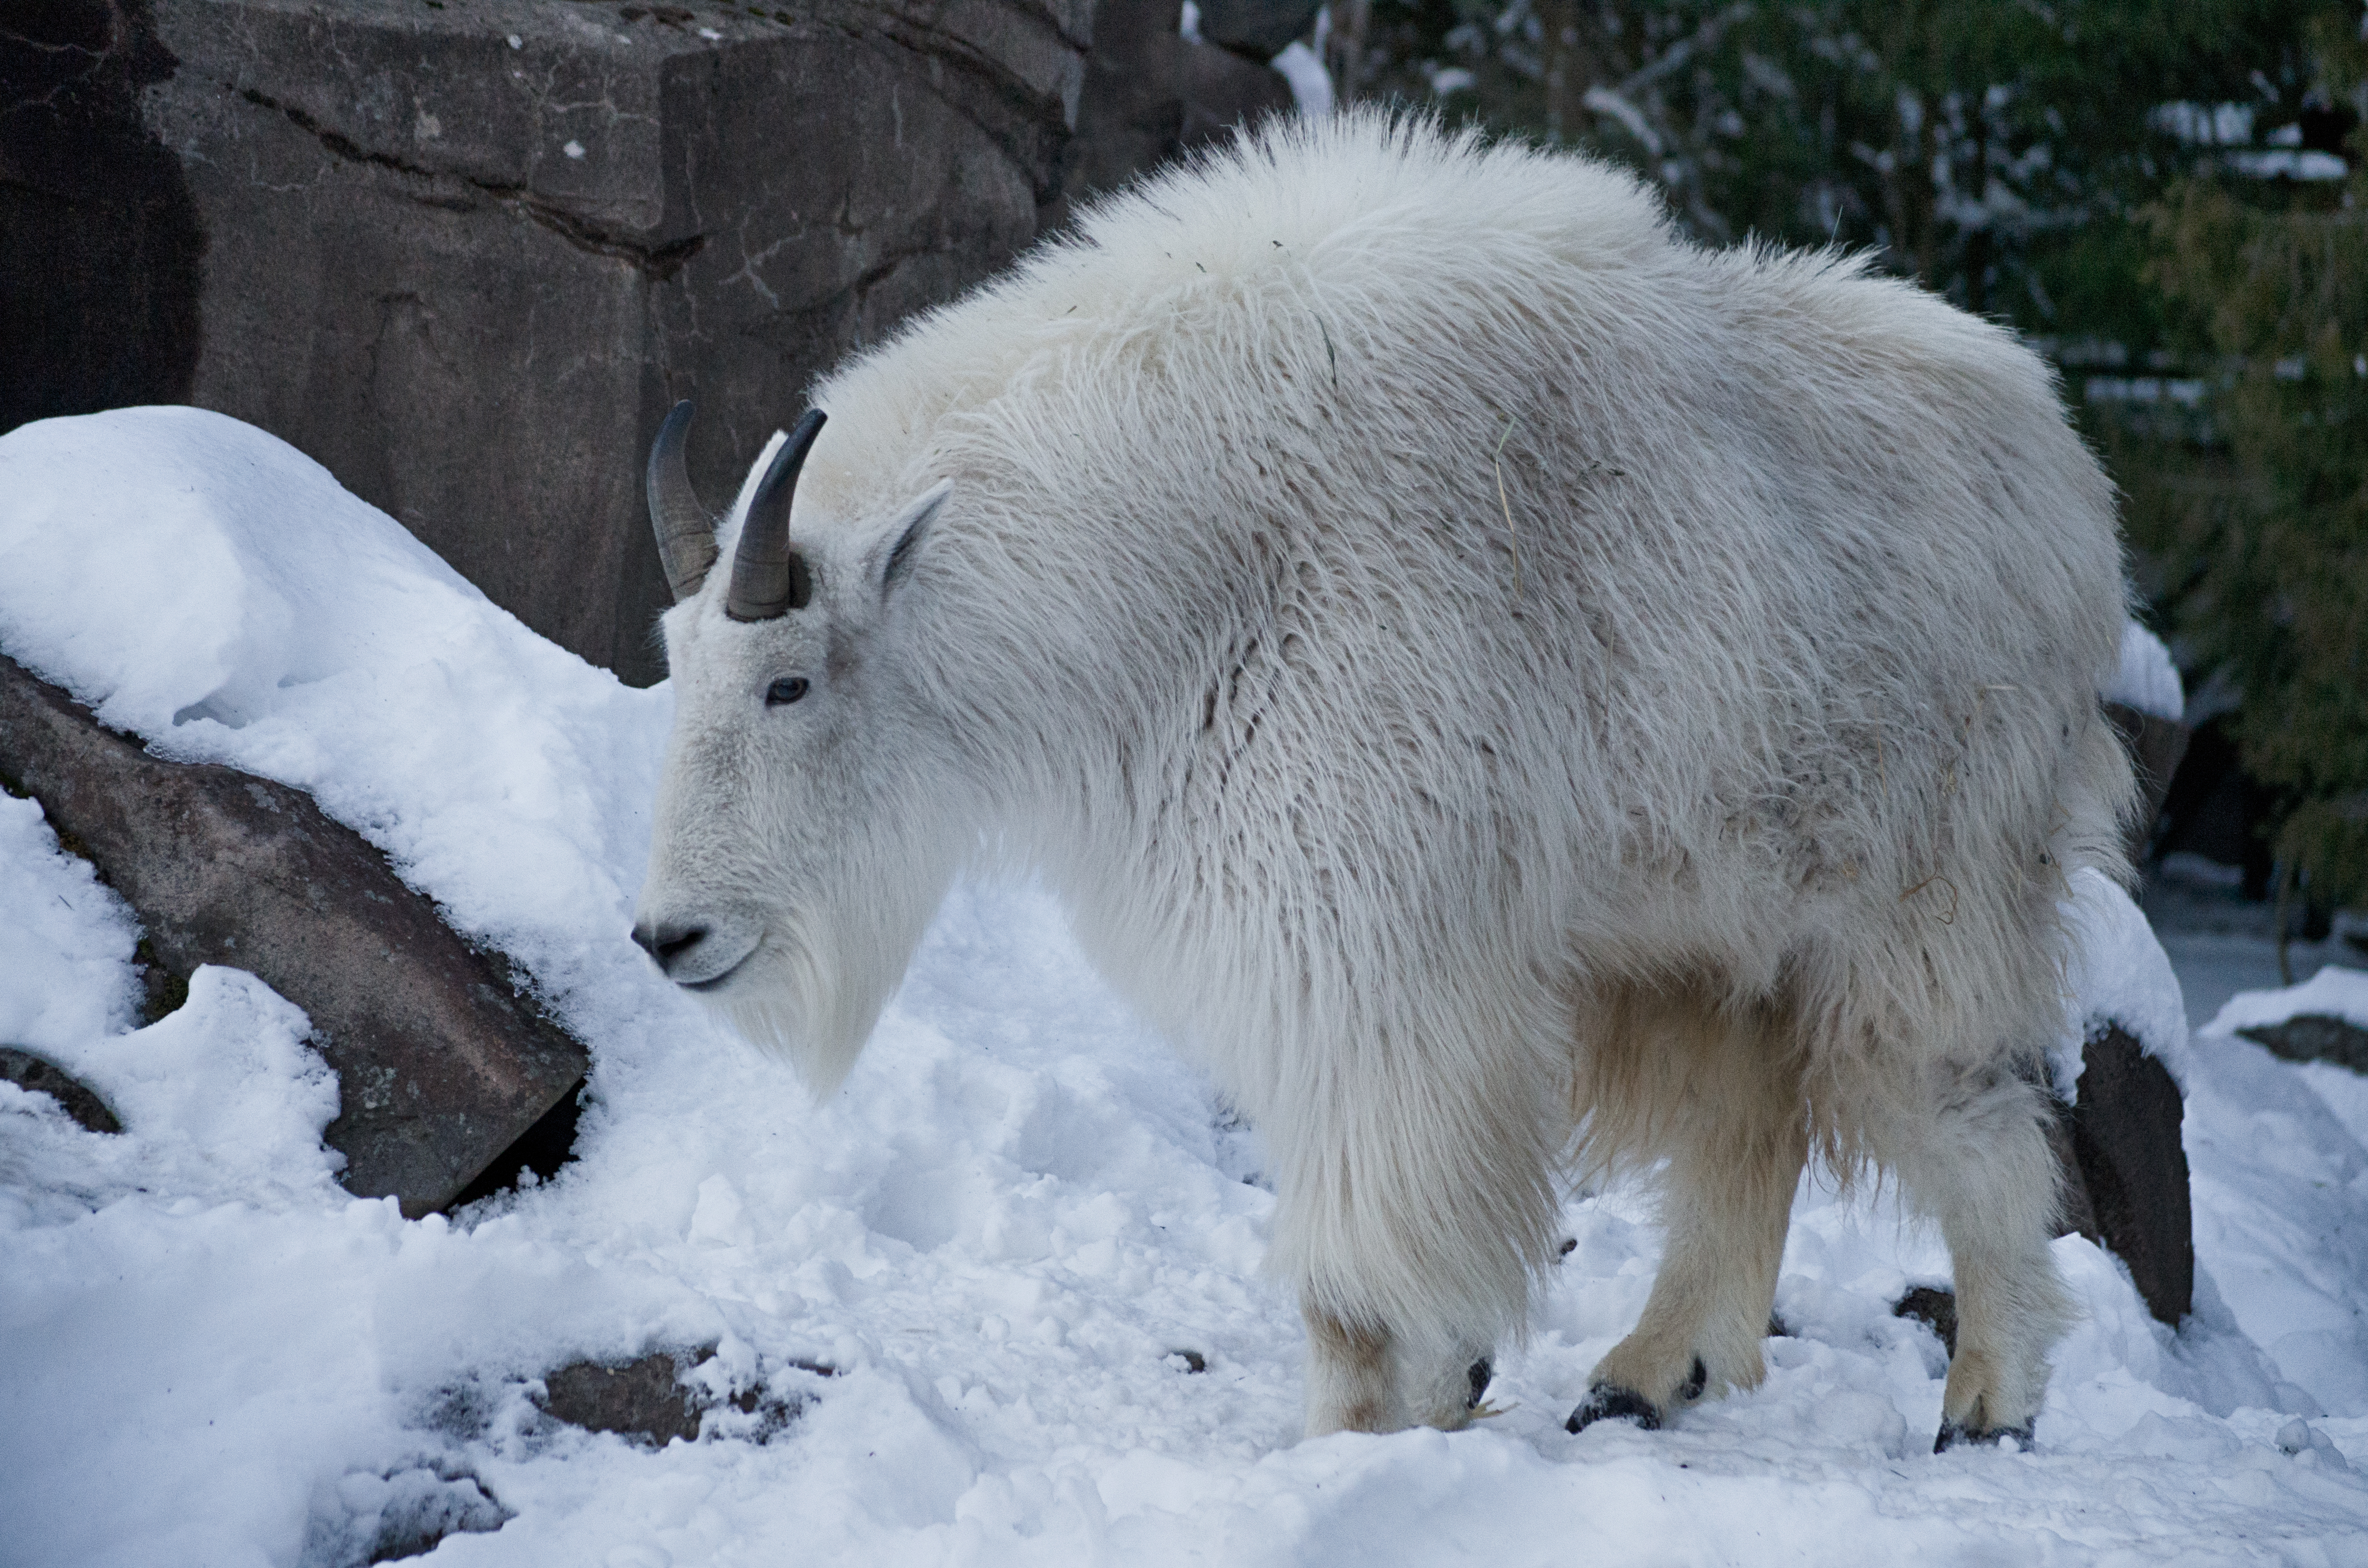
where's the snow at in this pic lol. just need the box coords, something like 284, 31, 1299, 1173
4, 408, 2368, 1562
2053, 867, 2193, 1100
2107, 619, 2185, 722
2206, 967, 2368, 1039
1271, 43, 1335, 119
2189, 967, 2368, 1424
1176, 1, 1332, 120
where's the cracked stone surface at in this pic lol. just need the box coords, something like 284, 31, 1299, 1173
0, 651, 589, 1215
5, 0, 1088, 685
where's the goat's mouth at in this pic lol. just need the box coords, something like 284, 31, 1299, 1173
632, 913, 763, 992
678, 955, 748, 994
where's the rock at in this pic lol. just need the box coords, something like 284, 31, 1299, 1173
2104, 701, 2192, 864
2066, 1024, 2194, 1324
535, 1346, 818, 1445
1193, 0, 1322, 59
442, 1082, 585, 1212
1926, 1023, 2190, 1334
304, 1463, 510, 1566
0, 651, 587, 1215
537, 1352, 705, 1446
1893, 1285, 1959, 1357
2240, 1014, 2368, 1076
0, 0, 202, 437
1062, 0, 1294, 207
2040, 1095, 2101, 1244
0, 1046, 123, 1135
4, 0, 1089, 687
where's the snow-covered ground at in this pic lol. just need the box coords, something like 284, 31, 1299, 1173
2144, 867, 2368, 1036
5, 409, 2368, 1565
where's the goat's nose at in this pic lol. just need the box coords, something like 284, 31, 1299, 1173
631, 919, 707, 975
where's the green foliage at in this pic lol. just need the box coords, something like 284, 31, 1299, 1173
1347, 0, 2328, 340
2127, 19, 2368, 905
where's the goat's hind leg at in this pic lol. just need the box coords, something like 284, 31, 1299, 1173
1894, 1062, 2072, 1450
1569, 991, 1808, 1433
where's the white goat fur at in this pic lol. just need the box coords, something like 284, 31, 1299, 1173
638, 111, 2134, 1443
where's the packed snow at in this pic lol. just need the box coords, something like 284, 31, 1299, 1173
4, 408, 2368, 1565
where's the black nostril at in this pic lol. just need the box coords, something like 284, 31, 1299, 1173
632, 920, 706, 972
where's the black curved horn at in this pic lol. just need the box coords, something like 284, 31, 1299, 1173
647, 399, 718, 602
726, 408, 826, 622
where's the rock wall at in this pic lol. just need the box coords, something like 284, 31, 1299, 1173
1060, 0, 1293, 208
4, 0, 1089, 685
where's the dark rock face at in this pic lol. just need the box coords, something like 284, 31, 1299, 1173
2066, 1024, 2194, 1325
6, 0, 1089, 686
0, 0, 205, 434
0, 1046, 123, 1134
0, 652, 587, 1214
2241, 1014, 2368, 1076
1193, 0, 1322, 59
1062, 0, 1292, 207
2040, 1099, 2100, 1243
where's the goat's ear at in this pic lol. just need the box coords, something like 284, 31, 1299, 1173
871, 479, 952, 596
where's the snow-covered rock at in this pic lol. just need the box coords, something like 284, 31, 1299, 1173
2206, 967, 2368, 1040
2054, 867, 2193, 1101
2108, 619, 2185, 722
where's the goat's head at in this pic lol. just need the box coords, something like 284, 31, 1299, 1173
631, 401, 961, 1093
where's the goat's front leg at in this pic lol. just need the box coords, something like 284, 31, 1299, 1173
1302, 1307, 1397, 1436
1276, 1039, 1560, 1439
1303, 1306, 1498, 1437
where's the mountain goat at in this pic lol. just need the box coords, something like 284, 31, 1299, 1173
632, 112, 2133, 1450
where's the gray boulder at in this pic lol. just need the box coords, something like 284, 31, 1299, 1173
3, 0, 1089, 687
0, 651, 587, 1215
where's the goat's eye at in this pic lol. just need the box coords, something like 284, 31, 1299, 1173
765, 676, 810, 706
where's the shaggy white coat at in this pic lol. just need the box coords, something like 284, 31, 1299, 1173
637, 112, 2134, 1444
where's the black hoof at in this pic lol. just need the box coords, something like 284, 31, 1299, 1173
1933, 1418, 2035, 1453
1466, 1359, 1493, 1410
1679, 1356, 1707, 1402
1566, 1384, 1660, 1434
